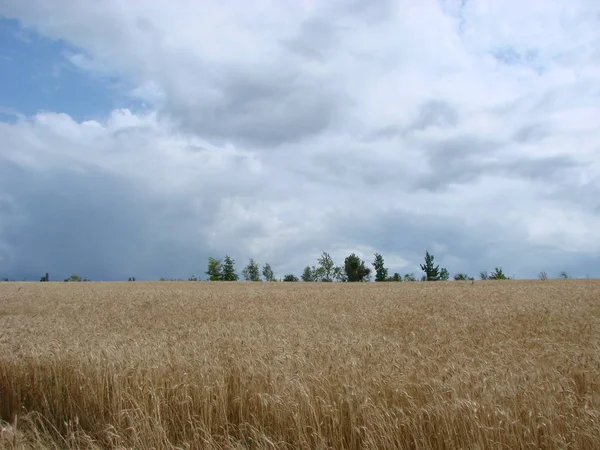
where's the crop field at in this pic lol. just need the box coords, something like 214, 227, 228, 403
1, 280, 599, 449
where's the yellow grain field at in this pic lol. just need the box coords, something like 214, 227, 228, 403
1, 280, 599, 449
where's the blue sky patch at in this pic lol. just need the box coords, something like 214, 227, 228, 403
0, 18, 120, 122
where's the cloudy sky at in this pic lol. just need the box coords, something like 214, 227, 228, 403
1, 0, 599, 281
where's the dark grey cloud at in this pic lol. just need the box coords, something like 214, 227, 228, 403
412, 136, 501, 191
321, 206, 521, 276
0, 162, 254, 281
412, 131, 582, 192
538, 175, 600, 214
336, 0, 396, 24
0, 166, 163, 280
491, 46, 540, 69
165, 70, 344, 147
324, 204, 600, 280
512, 123, 550, 143
410, 101, 460, 131
506, 156, 581, 182
364, 101, 460, 142
283, 19, 337, 62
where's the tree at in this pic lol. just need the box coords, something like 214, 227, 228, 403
538, 271, 548, 281
283, 274, 299, 282
343, 253, 371, 282
317, 252, 336, 282
404, 273, 417, 282
206, 257, 223, 281
479, 271, 489, 280
242, 258, 261, 281
222, 255, 239, 281
333, 266, 347, 282
389, 272, 402, 282
440, 268, 450, 281
301, 266, 316, 282
559, 271, 569, 279
489, 267, 508, 280
372, 253, 388, 282
262, 263, 275, 282
454, 273, 469, 281
64, 274, 88, 282
420, 251, 440, 281
127, 277, 136, 282
188, 274, 199, 281
40, 272, 49, 282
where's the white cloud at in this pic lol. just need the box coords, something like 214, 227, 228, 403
1, 0, 599, 279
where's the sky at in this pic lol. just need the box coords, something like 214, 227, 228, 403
1, 0, 600, 281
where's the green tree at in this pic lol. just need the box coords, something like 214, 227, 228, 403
372, 253, 388, 282
301, 266, 315, 282
242, 258, 261, 281
440, 267, 450, 281
559, 271, 569, 279
453, 273, 469, 281
404, 273, 417, 282
333, 266, 347, 282
479, 271, 489, 280
314, 267, 327, 281
40, 272, 49, 282
388, 272, 402, 282
538, 271, 548, 281
489, 267, 508, 280
344, 253, 371, 282
420, 251, 440, 281
262, 263, 275, 282
64, 274, 88, 282
283, 274, 299, 282
222, 255, 239, 281
317, 252, 336, 282
206, 257, 223, 281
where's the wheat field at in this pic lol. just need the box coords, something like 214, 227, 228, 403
0, 280, 599, 449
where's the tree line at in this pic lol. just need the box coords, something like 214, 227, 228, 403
0, 251, 575, 283
174, 250, 569, 283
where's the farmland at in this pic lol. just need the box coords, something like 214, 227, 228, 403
1, 280, 599, 449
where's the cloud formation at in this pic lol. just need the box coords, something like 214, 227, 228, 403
1, 0, 600, 280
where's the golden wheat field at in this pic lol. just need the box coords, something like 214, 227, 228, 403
1, 280, 599, 449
